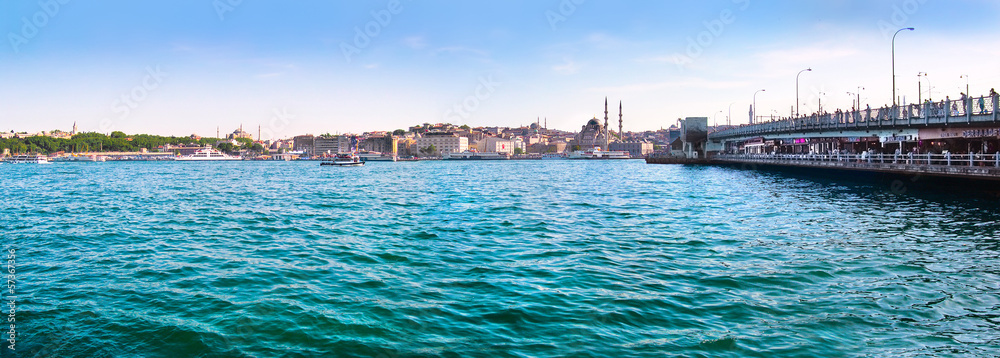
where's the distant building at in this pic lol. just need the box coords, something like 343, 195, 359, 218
361, 134, 397, 155
416, 132, 468, 156
228, 126, 253, 140
609, 141, 655, 158
314, 136, 344, 156
293, 135, 315, 155
480, 137, 515, 155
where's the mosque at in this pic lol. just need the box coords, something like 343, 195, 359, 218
574, 98, 623, 149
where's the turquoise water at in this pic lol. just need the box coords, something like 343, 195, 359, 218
3, 160, 1000, 357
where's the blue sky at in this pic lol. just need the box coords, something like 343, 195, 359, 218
2, 0, 1000, 138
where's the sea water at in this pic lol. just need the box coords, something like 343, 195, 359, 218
2, 160, 999, 357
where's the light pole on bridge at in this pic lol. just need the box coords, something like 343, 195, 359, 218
892, 27, 915, 107
960, 74, 970, 96
728, 102, 735, 127
918, 72, 929, 103
752, 89, 765, 124
796, 68, 812, 117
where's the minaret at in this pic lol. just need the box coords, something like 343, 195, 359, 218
618, 101, 623, 141
603, 97, 609, 149
72, 122, 77, 135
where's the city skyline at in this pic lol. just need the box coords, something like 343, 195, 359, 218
2, 0, 999, 138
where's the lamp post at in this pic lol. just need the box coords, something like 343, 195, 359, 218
714, 110, 723, 129
917, 72, 927, 103
818, 92, 826, 113
796, 68, 812, 117
960, 74, 970, 95
752, 89, 765, 124
892, 27, 915, 107
918, 73, 930, 101
728, 102, 735, 126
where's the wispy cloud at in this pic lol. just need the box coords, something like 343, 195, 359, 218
552, 59, 581, 75
589, 78, 750, 93
402, 36, 427, 50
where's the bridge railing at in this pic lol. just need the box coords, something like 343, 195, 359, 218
715, 152, 1000, 168
713, 92, 1000, 139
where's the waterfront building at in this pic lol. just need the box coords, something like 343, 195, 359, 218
314, 135, 346, 156
480, 137, 515, 155
609, 141, 655, 158
293, 135, 315, 155
416, 132, 468, 156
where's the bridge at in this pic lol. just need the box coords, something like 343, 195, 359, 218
708, 92, 999, 156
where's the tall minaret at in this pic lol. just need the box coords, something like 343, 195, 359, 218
618, 101, 623, 141
603, 97, 609, 149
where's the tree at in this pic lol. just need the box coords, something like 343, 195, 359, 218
460, 124, 471, 131
514, 148, 524, 155
392, 129, 406, 136
217, 142, 236, 154
110, 131, 127, 139
420, 145, 437, 156
571, 145, 581, 151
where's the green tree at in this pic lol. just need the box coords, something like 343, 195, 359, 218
392, 129, 406, 136
420, 145, 437, 156
217, 142, 237, 154
514, 148, 524, 155
110, 131, 127, 139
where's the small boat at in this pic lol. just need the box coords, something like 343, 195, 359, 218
5, 154, 52, 164
321, 153, 365, 167
175, 147, 241, 161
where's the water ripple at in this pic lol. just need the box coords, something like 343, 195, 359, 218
4, 161, 1000, 357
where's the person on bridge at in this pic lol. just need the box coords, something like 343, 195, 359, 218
979, 96, 987, 114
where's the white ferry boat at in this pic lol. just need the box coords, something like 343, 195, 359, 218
52, 154, 106, 162
442, 151, 510, 160
175, 147, 241, 161
358, 153, 397, 162
321, 153, 364, 167
567, 147, 631, 160
5, 154, 52, 164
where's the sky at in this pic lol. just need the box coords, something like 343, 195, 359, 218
2, 0, 1000, 139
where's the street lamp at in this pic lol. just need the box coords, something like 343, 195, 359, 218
960, 74, 970, 95
817, 92, 826, 113
728, 102, 735, 126
892, 27, 915, 107
796, 68, 812, 117
752, 89, 765, 124
918, 72, 930, 103
714, 110, 723, 128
